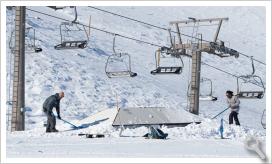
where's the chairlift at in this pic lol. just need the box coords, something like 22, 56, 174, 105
150, 47, 184, 75
236, 57, 265, 99
25, 27, 42, 53
9, 27, 42, 53
54, 7, 89, 50
151, 28, 186, 75
261, 109, 266, 129
199, 77, 217, 101
187, 77, 217, 101
105, 35, 137, 78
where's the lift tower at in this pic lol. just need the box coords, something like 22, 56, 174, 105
169, 17, 239, 115
11, 6, 26, 131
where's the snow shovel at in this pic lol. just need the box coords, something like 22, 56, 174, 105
60, 118, 80, 129
212, 107, 230, 119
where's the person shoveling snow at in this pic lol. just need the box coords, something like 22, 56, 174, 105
42, 91, 65, 133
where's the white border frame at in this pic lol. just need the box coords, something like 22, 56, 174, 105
1, 1, 271, 163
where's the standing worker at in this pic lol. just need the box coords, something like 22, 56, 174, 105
226, 90, 240, 126
43, 92, 65, 132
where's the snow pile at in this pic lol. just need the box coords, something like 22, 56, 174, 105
162, 119, 265, 141
7, 109, 265, 143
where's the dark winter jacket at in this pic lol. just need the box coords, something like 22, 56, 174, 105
43, 93, 61, 115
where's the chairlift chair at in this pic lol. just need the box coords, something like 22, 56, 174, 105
150, 47, 184, 75
54, 7, 89, 50
236, 57, 265, 99
9, 27, 42, 53
199, 77, 217, 101
187, 77, 217, 101
150, 27, 185, 75
54, 22, 88, 50
237, 76, 265, 99
25, 27, 43, 53
105, 35, 137, 78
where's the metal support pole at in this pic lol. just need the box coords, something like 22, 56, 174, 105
213, 20, 222, 42
189, 50, 201, 115
11, 6, 25, 131
175, 23, 182, 44
168, 28, 174, 47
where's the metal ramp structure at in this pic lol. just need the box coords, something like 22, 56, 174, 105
54, 7, 89, 50
112, 107, 202, 128
105, 35, 137, 78
236, 57, 265, 99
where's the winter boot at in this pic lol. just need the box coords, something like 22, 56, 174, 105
46, 128, 51, 133
51, 128, 59, 132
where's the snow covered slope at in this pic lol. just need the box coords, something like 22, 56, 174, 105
5, 6, 267, 158
6, 6, 266, 130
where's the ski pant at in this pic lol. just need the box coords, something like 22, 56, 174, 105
44, 110, 56, 131
229, 111, 240, 126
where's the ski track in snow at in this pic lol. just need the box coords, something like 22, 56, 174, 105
5, 6, 266, 158
7, 136, 265, 158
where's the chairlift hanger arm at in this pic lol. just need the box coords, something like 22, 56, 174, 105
72, 6, 78, 23
213, 19, 223, 42
170, 17, 229, 25
250, 56, 256, 75
112, 34, 117, 55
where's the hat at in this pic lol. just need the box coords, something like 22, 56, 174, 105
226, 90, 233, 95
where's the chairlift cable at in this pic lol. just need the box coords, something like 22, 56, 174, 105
88, 6, 266, 66
202, 62, 264, 88
26, 7, 263, 88
26, 8, 163, 48
88, 6, 210, 42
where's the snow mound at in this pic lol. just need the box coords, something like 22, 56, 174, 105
8, 109, 265, 142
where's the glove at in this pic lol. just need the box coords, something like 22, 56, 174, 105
57, 115, 61, 120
